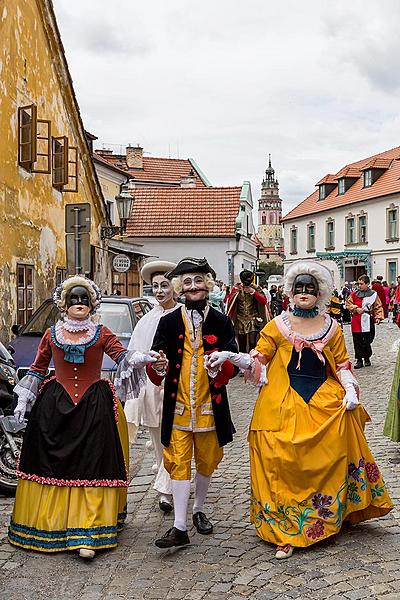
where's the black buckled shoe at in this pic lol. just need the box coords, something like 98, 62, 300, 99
364, 359, 371, 367
354, 359, 363, 369
193, 512, 213, 535
155, 527, 190, 548
159, 500, 173, 513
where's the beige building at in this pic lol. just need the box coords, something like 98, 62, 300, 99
0, 0, 111, 339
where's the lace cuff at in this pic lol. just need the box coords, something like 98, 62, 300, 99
14, 373, 42, 409
243, 351, 268, 386
114, 351, 148, 400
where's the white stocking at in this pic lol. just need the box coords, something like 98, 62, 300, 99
192, 472, 212, 514
172, 479, 191, 531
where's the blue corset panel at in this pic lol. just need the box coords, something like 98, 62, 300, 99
287, 347, 327, 403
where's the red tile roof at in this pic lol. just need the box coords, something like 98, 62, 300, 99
95, 153, 207, 187
283, 145, 400, 221
316, 174, 337, 186
93, 152, 130, 177
334, 166, 361, 179
125, 187, 242, 237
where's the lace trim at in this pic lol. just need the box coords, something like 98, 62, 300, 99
280, 311, 334, 341
15, 470, 129, 488
51, 324, 102, 350
54, 321, 98, 346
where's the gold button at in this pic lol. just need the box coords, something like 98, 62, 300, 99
74, 383, 78, 388
74, 393, 78, 398
73, 367, 78, 372
74, 376, 78, 380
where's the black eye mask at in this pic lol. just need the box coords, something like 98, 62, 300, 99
293, 274, 319, 297
66, 286, 90, 308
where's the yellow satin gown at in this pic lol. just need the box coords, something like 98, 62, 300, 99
248, 315, 393, 548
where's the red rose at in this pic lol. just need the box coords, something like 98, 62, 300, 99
203, 335, 218, 344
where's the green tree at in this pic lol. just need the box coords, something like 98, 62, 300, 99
257, 261, 284, 286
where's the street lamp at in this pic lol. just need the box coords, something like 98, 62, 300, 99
101, 183, 134, 240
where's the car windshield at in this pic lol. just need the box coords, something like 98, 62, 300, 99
96, 303, 133, 339
21, 301, 133, 339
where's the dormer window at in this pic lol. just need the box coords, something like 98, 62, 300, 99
337, 178, 345, 195
319, 185, 326, 200
364, 170, 372, 187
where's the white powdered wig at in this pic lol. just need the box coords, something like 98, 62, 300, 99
172, 273, 215, 295
54, 275, 102, 312
284, 261, 334, 314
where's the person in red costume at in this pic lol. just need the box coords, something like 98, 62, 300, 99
226, 270, 271, 352
8, 276, 158, 559
371, 276, 388, 320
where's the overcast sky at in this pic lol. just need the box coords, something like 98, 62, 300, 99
53, 0, 400, 216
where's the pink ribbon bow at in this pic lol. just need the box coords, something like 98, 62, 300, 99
292, 336, 326, 370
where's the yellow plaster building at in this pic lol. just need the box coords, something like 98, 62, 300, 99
0, 0, 110, 338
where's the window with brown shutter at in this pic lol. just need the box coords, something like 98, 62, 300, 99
52, 136, 69, 189
17, 264, 34, 326
18, 105, 51, 173
18, 105, 37, 169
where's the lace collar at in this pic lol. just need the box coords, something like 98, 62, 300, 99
280, 311, 334, 342
54, 320, 99, 346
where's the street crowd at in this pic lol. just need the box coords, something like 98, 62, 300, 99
5, 258, 398, 566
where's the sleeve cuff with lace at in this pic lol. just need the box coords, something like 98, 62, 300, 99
14, 373, 42, 409
114, 351, 149, 400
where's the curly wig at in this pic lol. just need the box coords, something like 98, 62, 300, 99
284, 260, 334, 314
53, 276, 102, 312
171, 273, 215, 295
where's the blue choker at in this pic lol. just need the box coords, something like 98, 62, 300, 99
293, 306, 319, 318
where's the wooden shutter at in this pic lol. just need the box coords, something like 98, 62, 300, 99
52, 136, 69, 189
63, 146, 78, 192
18, 105, 37, 169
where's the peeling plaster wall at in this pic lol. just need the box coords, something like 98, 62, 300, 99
0, 0, 110, 342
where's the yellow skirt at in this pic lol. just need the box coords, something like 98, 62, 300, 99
249, 377, 393, 547
8, 402, 129, 553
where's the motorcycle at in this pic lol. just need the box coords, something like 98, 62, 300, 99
0, 341, 25, 494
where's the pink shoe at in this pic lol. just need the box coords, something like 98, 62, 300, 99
275, 544, 294, 559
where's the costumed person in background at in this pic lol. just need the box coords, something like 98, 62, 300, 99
209, 282, 226, 312
208, 260, 393, 560
346, 274, 383, 369
341, 281, 352, 324
226, 270, 270, 353
124, 260, 178, 513
372, 277, 388, 321
328, 289, 343, 327
8, 276, 160, 559
147, 257, 238, 549
383, 339, 400, 442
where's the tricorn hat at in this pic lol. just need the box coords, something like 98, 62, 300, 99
166, 257, 216, 280
141, 260, 177, 285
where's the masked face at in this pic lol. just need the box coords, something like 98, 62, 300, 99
292, 274, 319, 310
66, 286, 91, 320
152, 274, 174, 307
181, 273, 208, 302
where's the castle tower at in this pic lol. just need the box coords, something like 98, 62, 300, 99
258, 155, 283, 250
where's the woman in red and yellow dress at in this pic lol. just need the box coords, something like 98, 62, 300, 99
8, 276, 160, 559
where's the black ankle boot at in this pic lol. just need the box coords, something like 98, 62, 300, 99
364, 358, 371, 367
354, 359, 363, 369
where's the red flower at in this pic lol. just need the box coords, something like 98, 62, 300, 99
306, 519, 325, 540
203, 335, 218, 344
365, 462, 380, 483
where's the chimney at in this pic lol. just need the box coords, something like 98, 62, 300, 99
126, 144, 143, 169
180, 168, 197, 188
95, 148, 113, 157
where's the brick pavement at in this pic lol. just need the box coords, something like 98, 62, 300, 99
0, 321, 399, 600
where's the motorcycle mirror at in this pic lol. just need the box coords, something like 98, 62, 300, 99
11, 324, 21, 336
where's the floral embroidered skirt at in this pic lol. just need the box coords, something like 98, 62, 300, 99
383, 345, 400, 442
8, 383, 129, 552
249, 377, 393, 547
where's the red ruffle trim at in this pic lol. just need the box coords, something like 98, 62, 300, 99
16, 469, 129, 488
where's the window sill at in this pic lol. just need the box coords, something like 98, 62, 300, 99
386, 238, 399, 243
325, 246, 335, 251
290, 251, 298, 255
306, 249, 316, 253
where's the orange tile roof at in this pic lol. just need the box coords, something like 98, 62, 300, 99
334, 166, 361, 179
316, 174, 337, 186
283, 145, 400, 221
95, 153, 207, 187
93, 152, 130, 177
124, 187, 241, 237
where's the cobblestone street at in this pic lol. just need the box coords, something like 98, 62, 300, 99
0, 322, 399, 600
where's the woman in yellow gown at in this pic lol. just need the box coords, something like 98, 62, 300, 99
209, 261, 393, 559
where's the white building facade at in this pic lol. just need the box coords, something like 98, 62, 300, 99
282, 147, 400, 287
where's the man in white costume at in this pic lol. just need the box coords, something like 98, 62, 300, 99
124, 260, 178, 512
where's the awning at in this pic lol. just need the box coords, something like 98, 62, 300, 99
108, 239, 153, 257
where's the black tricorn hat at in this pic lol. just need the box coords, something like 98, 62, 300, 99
165, 257, 216, 280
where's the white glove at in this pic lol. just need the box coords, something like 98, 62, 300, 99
206, 351, 232, 369
337, 369, 359, 411
342, 387, 359, 411
129, 350, 160, 369
14, 400, 27, 423
207, 351, 252, 371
